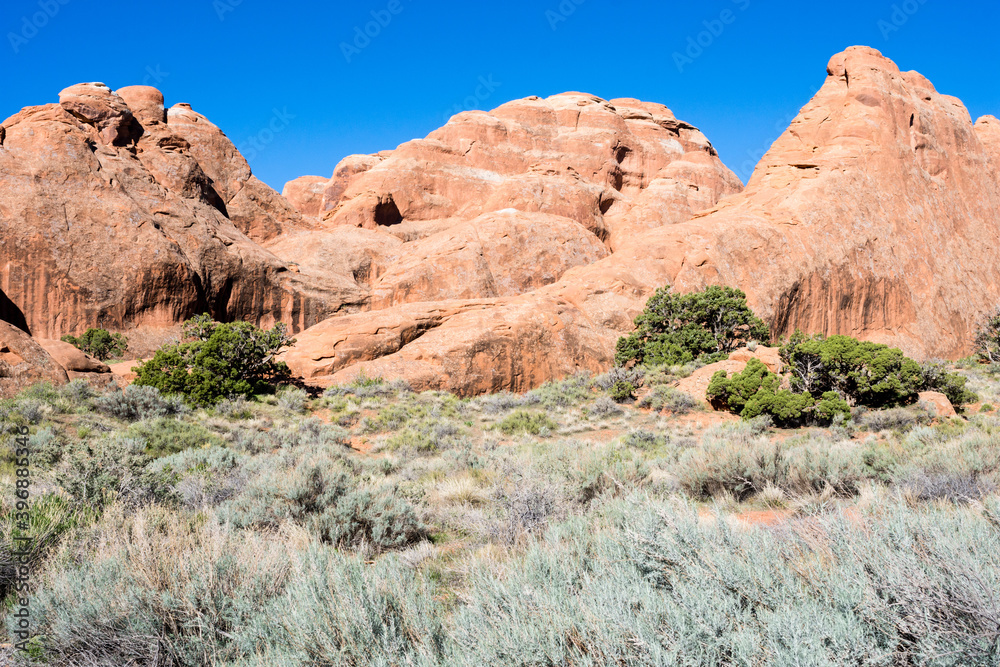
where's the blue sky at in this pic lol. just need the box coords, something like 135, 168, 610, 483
2, 0, 998, 190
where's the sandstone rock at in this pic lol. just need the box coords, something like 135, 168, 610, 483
0, 321, 68, 397
917, 391, 957, 418
673, 359, 751, 408
729, 346, 784, 374
116, 85, 166, 126
286, 47, 1000, 393
36, 339, 110, 373
0, 85, 364, 340
58, 83, 139, 146
316, 92, 741, 235
369, 210, 609, 308
283, 175, 329, 217
265, 226, 402, 286
282, 296, 614, 396
108, 359, 145, 387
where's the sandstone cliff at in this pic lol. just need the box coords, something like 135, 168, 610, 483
283, 47, 1000, 394
0, 83, 364, 340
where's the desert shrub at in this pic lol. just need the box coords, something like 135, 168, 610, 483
60, 378, 97, 407
781, 332, 924, 408
974, 307, 1000, 363
593, 366, 645, 403
449, 498, 1000, 666
706, 358, 816, 426
12, 398, 49, 425
675, 435, 788, 500
487, 469, 565, 545
813, 390, 852, 423
276, 386, 309, 413
215, 395, 254, 419
222, 448, 425, 552
275, 546, 446, 665
494, 410, 558, 436
133, 314, 294, 406
126, 417, 225, 458
920, 360, 979, 407
592, 366, 645, 392
477, 391, 540, 415
615, 285, 769, 367
54, 436, 174, 508
323, 371, 409, 399
26, 507, 292, 666
861, 406, 928, 433
229, 419, 348, 455
784, 437, 867, 495
0, 493, 97, 602
622, 430, 668, 451
95, 384, 185, 422
526, 372, 595, 408
587, 396, 623, 418
24, 426, 66, 468
897, 469, 995, 504
383, 418, 465, 455
60, 327, 128, 360
151, 446, 248, 508
637, 386, 699, 414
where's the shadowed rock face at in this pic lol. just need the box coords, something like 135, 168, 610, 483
0, 83, 365, 339
282, 47, 1000, 394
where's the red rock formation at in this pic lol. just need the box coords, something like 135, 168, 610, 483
283, 175, 329, 217
0, 321, 68, 397
284, 47, 1000, 394
0, 83, 365, 340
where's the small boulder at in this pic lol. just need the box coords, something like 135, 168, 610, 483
673, 359, 751, 408
36, 339, 111, 373
282, 175, 329, 217
917, 391, 957, 418
116, 85, 166, 126
729, 346, 784, 373
0, 322, 69, 396
59, 82, 138, 145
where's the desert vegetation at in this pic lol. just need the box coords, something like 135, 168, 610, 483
60, 329, 128, 362
2, 323, 1000, 664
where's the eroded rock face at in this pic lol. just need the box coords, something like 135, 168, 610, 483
0, 321, 69, 397
276, 93, 741, 392
284, 47, 1000, 394
283, 175, 329, 217
315, 92, 742, 243
0, 84, 365, 340
36, 339, 110, 373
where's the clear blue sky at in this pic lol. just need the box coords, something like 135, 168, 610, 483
2, 0, 997, 190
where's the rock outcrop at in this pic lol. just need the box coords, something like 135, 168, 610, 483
276, 92, 743, 392
0, 321, 69, 397
0, 83, 365, 340
36, 339, 111, 374
282, 175, 329, 217
284, 48, 1000, 394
